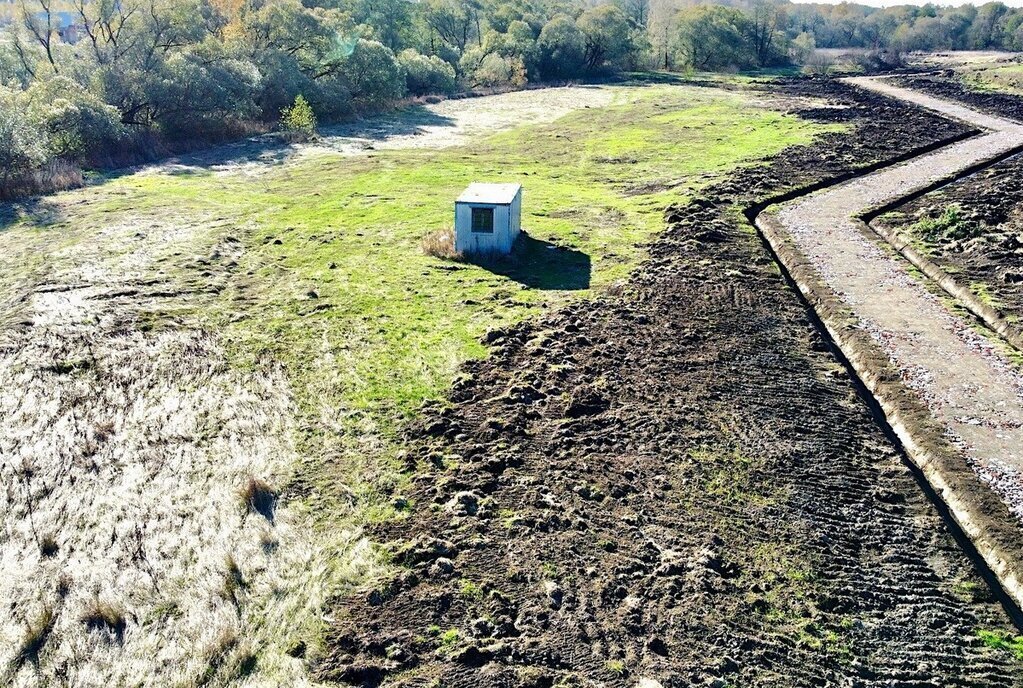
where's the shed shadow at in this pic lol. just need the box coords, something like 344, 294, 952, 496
472, 231, 591, 291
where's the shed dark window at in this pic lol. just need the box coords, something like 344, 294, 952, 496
471, 207, 494, 233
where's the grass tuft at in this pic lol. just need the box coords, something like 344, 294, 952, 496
39, 534, 59, 558
421, 228, 463, 261
81, 599, 127, 641
13, 605, 56, 669
239, 476, 277, 522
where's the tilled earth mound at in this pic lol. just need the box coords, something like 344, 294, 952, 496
315, 80, 1021, 687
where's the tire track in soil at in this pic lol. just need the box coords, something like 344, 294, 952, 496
316, 79, 1023, 687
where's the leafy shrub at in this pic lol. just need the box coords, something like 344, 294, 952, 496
280, 95, 317, 140
462, 51, 527, 88
338, 39, 406, 104
0, 86, 49, 193
23, 77, 125, 159
913, 204, 983, 242
398, 49, 457, 96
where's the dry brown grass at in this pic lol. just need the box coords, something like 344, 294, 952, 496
38, 534, 58, 558
2, 160, 86, 201
421, 228, 463, 261
11, 605, 55, 671
80, 599, 126, 642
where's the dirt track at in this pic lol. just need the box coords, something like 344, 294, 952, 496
318, 80, 1023, 687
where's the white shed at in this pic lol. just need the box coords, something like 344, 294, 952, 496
454, 183, 522, 255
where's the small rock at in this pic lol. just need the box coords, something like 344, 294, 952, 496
543, 581, 563, 609
430, 557, 455, 576
635, 680, 664, 688
445, 491, 480, 516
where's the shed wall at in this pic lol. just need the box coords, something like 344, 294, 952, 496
455, 202, 514, 254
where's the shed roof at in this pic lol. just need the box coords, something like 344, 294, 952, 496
457, 183, 521, 205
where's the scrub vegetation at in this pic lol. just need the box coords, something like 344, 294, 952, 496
4, 0, 1023, 199
0, 79, 838, 686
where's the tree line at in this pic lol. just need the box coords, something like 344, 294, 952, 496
2, 0, 1023, 197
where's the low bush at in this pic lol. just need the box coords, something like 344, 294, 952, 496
398, 50, 457, 96
421, 229, 463, 261
280, 95, 317, 142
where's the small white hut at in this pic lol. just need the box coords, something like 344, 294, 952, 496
454, 183, 522, 255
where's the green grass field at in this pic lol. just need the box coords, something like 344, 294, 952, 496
0, 80, 843, 680
959, 62, 1023, 94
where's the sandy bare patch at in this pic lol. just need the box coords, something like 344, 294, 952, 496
151, 85, 617, 177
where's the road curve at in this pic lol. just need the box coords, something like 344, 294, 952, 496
759, 76, 1023, 605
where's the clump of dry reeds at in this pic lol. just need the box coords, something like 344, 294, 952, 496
421, 228, 463, 261
239, 476, 277, 521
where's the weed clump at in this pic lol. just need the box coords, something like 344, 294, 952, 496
978, 629, 1023, 660
913, 204, 983, 243
421, 228, 463, 261
239, 476, 277, 522
81, 599, 127, 641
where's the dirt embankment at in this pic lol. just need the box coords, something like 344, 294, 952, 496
315, 81, 1023, 686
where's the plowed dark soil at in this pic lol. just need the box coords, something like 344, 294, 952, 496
315, 79, 1023, 687
882, 152, 1023, 324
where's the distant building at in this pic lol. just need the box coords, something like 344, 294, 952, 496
32, 11, 84, 44
454, 183, 522, 255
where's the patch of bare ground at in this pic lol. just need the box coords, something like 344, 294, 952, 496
315, 81, 1023, 686
148, 85, 616, 177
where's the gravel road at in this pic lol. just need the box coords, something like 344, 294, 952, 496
770, 76, 1023, 519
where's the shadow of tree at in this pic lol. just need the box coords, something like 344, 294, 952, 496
0, 196, 66, 231
471, 231, 591, 291
160, 104, 459, 172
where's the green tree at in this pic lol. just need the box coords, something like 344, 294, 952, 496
577, 5, 635, 71
674, 5, 754, 71
280, 94, 316, 138
0, 85, 49, 190
337, 39, 406, 103
537, 15, 586, 79
397, 48, 457, 95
